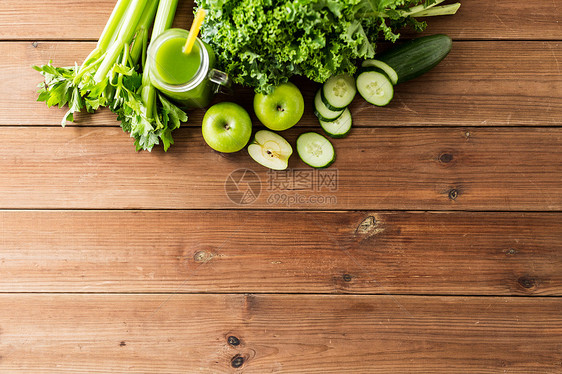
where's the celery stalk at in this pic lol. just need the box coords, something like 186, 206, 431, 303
76, 0, 131, 79
141, 0, 179, 119
94, 0, 150, 83
358, 0, 461, 20
111, 0, 186, 151
408, 3, 461, 17
151, 0, 178, 37
97, 0, 132, 51
130, 0, 159, 64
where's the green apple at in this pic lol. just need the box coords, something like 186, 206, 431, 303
247, 130, 293, 170
202, 102, 252, 153
254, 82, 305, 131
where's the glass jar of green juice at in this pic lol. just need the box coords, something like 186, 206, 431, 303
147, 28, 229, 109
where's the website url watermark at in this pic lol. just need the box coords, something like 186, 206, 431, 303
266, 193, 337, 207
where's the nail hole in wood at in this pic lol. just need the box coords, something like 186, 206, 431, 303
227, 336, 240, 346
231, 354, 244, 368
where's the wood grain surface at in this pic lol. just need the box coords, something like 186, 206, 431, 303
1, 0, 561, 40
0, 210, 560, 295
2, 41, 561, 126
1, 0, 561, 372
0, 126, 559, 210
1, 294, 561, 373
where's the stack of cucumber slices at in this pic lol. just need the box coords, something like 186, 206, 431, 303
314, 74, 355, 138
356, 34, 452, 107
298, 73, 357, 168
273, 34, 453, 170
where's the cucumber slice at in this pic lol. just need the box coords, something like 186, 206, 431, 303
296, 132, 335, 168
314, 89, 343, 122
321, 74, 356, 110
356, 68, 394, 106
361, 59, 398, 85
320, 108, 352, 138
356, 66, 391, 79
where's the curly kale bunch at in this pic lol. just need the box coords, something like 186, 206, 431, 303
196, 0, 460, 93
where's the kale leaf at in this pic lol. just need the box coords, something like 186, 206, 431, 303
196, 0, 459, 93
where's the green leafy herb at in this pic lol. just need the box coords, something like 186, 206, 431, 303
196, 0, 460, 93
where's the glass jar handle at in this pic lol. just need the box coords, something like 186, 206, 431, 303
208, 69, 232, 95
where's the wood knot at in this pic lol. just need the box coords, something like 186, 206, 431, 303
439, 153, 453, 163
119, 341, 126, 347
193, 250, 214, 263
227, 336, 241, 346
342, 274, 352, 282
517, 276, 538, 290
231, 354, 245, 368
355, 215, 384, 238
356, 216, 376, 234
448, 189, 459, 200
504, 248, 519, 256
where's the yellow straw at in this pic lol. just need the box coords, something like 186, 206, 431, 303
183, 8, 207, 55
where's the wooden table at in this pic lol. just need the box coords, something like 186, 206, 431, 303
1, 1, 561, 372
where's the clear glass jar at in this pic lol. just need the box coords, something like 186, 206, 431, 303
147, 28, 229, 109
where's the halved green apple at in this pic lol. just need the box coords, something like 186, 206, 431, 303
247, 130, 293, 170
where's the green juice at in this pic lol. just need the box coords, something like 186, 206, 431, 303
155, 37, 201, 85
149, 29, 218, 109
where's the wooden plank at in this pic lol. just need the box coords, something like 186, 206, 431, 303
0, 126, 560, 210
1, 294, 561, 372
0, 0, 195, 40
1, 0, 561, 41
417, 0, 562, 40
1, 211, 560, 295
3, 41, 560, 127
